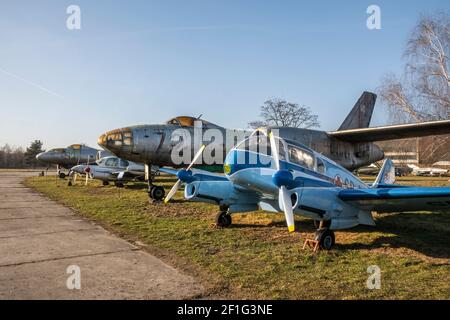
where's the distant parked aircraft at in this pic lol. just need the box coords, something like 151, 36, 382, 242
36, 144, 112, 178
70, 156, 146, 188
407, 164, 449, 176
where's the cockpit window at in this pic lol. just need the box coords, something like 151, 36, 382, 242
119, 159, 129, 168
105, 130, 132, 147
53, 148, 65, 153
105, 158, 119, 167
288, 145, 314, 170
316, 157, 326, 174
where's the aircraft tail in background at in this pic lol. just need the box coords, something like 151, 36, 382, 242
338, 91, 377, 130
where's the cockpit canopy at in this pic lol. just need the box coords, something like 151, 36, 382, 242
235, 133, 317, 171
165, 116, 221, 129
96, 156, 129, 168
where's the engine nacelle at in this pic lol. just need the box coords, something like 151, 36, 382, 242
185, 180, 259, 210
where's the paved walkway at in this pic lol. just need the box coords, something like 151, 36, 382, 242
0, 171, 204, 299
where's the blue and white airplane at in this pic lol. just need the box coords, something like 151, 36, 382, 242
161, 129, 450, 250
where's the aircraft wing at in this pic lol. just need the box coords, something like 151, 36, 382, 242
328, 119, 450, 142
338, 187, 450, 212
159, 167, 229, 181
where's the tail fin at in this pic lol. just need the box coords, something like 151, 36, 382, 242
372, 158, 395, 188
338, 91, 377, 130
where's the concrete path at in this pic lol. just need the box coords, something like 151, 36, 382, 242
0, 171, 204, 299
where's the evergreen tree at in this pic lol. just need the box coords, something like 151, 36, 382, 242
24, 140, 45, 168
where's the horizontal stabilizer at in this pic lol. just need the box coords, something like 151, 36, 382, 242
329, 119, 450, 142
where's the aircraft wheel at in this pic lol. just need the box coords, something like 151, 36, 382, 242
151, 186, 165, 201
103, 181, 110, 186
215, 211, 232, 228
59, 172, 66, 179
115, 182, 124, 188
315, 229, 335, 250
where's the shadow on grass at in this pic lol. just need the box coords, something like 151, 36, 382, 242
337, 211, 450, 259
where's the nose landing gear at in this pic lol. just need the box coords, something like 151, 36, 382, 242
146, 164, 165, 202
303, 220, 335, 251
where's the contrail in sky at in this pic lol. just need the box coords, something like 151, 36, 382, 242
0, 67, 64, 99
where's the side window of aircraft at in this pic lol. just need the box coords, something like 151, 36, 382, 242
316, 157, 326, 174
288, 145, 314, 170
123, 131, 132, 146
105, 158, 118, 167
119, 159, 129, 168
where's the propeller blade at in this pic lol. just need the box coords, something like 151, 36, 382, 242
280, 186, 295, 232
165, 145, 205, 203
164, 179, 182, 203
269, 132, 280, 170
187, 144, 206, 170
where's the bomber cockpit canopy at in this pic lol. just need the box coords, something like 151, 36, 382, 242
165, 116, 221, 129
68, 144, 83, 150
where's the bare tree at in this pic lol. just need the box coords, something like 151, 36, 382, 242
249, 98, 320, 129
379, 12, 449, 122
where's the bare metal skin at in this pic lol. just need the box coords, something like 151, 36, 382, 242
98, 92, 450, 172
36, 144, 102, 169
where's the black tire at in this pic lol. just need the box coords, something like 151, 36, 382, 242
316, 229, 335, 250
59, 172, 66, 179
215, 211, 232, 228
151, 186, 165, 201
103, 181, 110, 186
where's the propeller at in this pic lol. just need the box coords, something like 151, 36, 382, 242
84, 158, 92, 186
269, 132, 295, 233
164, 144, 206, 203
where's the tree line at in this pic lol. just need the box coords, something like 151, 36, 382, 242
0, 140, 45, 168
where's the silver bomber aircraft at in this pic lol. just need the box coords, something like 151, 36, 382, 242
98, 91, 450, 201
36, 144, 111, 178
160, 129, 450, 250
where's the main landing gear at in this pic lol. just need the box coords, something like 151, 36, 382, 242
313, 220, 335, 250
146, 164, 165, 202
215, 206, 232, 228
56, 165, 66, 179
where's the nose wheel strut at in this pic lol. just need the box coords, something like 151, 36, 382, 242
146, 164, 165, 202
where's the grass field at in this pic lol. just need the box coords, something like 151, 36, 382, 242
25, 174, 450, 299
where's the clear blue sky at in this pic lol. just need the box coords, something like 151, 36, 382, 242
0, 0, 448, 149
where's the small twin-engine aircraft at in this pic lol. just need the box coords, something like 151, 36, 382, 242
70, 156, 146, 188
161, 129, 450, 250
36, 144, 111, 178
